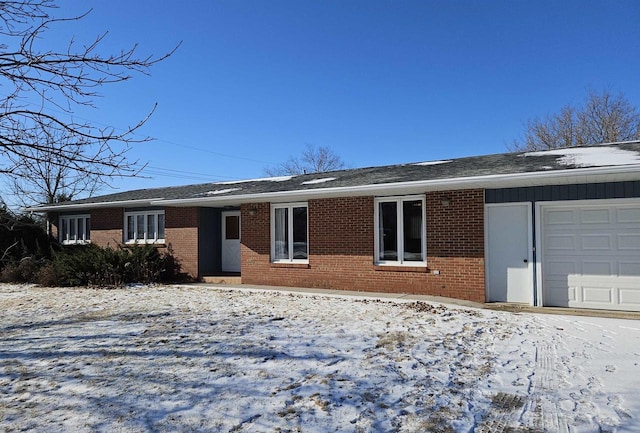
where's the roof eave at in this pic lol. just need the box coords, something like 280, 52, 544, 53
152, 165, 640, 207
25, 164, 640, 211
24, 198, 165, 213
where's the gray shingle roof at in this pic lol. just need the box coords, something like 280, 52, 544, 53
32, 141, 640, 210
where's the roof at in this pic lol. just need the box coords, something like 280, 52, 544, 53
29, 141, 640, 211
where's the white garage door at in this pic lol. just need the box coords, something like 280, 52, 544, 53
541, 200, 640, 311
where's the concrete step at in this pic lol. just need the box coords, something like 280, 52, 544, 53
202, 275, 242, 285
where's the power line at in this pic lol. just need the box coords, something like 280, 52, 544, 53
0, 92, 279, 166
133, 164, 244, 182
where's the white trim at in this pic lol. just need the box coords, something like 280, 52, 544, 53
535, 197, 640, 307
484, 203, 533, 305
27, 198, 165, 213
59, 214, 91, 245
374, 195, 427, 267
270, 202, 309, 264
124, 210, 166, 244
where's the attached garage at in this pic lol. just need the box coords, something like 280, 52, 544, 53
538, 199, 640, 311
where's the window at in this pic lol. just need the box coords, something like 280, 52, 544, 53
271, 203, 308, 263
59, 215, 91, 245
375, 196, 425, 265
125, 210, 165, 243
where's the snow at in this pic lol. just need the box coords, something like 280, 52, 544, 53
218, 176, 294, 185
1, 283, 639, 432
524, 147, 640, 167
413, 160, 452, 166
206, 188, 241, 195
301, 177, 337, 185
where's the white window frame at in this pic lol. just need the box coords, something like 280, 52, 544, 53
124, 210, 165, 244
59, 214, 91, 245
270, 202, 309, 263
374, 195, 426, 266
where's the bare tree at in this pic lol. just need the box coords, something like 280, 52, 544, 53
0, 0, 178, 205
8, 123, 104, 207
511, 89, 640, 151
265, 144, 346, 176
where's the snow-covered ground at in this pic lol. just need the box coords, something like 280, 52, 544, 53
1, 284, 639, 432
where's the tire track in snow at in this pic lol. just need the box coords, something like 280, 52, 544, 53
528, 341, 570, 433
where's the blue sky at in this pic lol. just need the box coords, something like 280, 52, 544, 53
45, 0, 640, 194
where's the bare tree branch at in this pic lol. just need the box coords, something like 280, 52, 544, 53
511, 89, 640, 151
0, 0, 179, 206
264, 144, 347, 176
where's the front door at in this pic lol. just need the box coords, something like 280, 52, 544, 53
486, 203, 533, 303
221, 211, 241, 273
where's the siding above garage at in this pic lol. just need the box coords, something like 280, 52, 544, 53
486, 181, 640, 204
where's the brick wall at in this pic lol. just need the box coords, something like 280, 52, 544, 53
240, 189, 486, 303
91, 208, 124, 247
164, 207, 199, 279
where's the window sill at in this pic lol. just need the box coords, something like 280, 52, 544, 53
124, 241, 166, 247
374, 264, 428, 273
61, 241, 91, 246
270, 262, 310, 269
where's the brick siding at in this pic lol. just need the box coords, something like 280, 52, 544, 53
240, 189, 486, 303
51, 206, 201, 280
91, 208, 125, 247
164, 207, 199, 278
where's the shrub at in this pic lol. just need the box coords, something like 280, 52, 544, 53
1, 240, 183, 287
47, 243, 182, 287
0, 208, 56, 273
0, 257, 47, 283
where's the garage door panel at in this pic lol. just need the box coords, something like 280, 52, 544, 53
581, 234, 612, 250
546, 209, 575, 225
620, 286, 640, 306
546, 235, 576, 250
542, 201, 640, 312
581, 260, 613, 275
617, 207, 640, 223
619, 262, 640, 276
547, 260, 577, 276
580, 208, 610, 224
581, 286, 614, 304
618, 234, 640, 250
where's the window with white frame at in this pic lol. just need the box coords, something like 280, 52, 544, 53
124, 210, 165, 244
59, 214, 91, 245
271, 203, 308, 263
375, 196, 425, 265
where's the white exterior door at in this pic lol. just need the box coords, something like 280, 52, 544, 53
221, 211, 241, 273
539, 200, 640, 311
486, 203, 533, 304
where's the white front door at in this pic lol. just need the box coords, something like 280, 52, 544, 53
221, 211, 241, 273
485, 203, 533, 304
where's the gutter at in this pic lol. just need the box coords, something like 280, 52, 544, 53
24, 198, 165, 213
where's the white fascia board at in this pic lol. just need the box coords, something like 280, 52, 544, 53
25, 198, 165, 213
152, 165, 640, 207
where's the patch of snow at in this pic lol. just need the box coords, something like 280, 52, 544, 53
1, 283, 639, 432
301, 177, 337, 185
219, 176, 294, 185
413, 160, 452, 166
524, 146, 640, 167
206, 188, 241, 195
